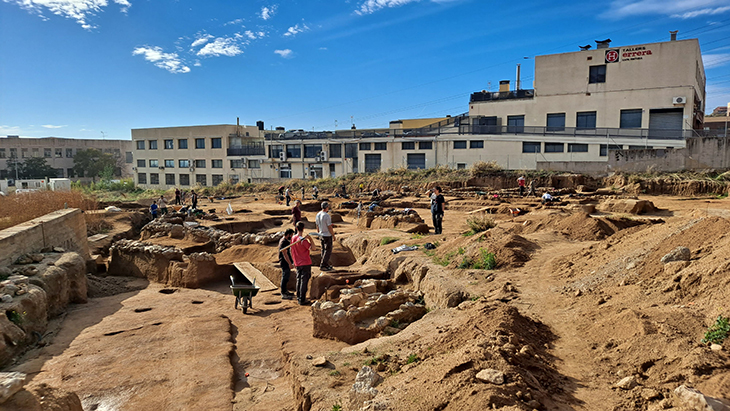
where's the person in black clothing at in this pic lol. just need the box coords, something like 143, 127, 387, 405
191, 190, 198, 210
278, 229, 295, 300
431, 186, 445, 235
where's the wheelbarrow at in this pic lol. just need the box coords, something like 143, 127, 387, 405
230, 272, 260, 314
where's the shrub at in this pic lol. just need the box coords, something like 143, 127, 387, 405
380, 237, 399, 246
701, 315, 730, 345
406, 354, 419, 364
474, 249, 497, 270
466, 214, 496, 233
470, 161, 502, 177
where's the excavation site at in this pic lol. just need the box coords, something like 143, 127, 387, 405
0, 174, 729, 411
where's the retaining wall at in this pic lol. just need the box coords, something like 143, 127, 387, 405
0, 209, 89, 267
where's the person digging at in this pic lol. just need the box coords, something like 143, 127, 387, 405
278, 229, 296, 300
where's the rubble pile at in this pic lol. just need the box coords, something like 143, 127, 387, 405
358, 209, 428, 233
312, 281, 427, 344
140, 220, 285, 252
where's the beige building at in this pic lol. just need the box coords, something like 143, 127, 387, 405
0, 136, 134, 180
132, 36, 706, 184
131, 124, 267, 189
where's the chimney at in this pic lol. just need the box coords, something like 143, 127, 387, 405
670, 30, 678, 41
256, 120, 264, 131
499, 80, 510, 93
595, 39, 611, 49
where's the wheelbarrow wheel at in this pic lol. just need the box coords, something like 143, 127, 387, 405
242, 295, 250, 314
234, 296, 239, 309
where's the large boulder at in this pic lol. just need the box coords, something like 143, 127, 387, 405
661, 246, 691, 264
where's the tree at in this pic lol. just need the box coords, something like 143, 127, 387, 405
73, 149, 116, 182
16, 157, 57, 179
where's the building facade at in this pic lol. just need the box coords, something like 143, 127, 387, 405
132, 37, 706, 187
0, 136, 134, 180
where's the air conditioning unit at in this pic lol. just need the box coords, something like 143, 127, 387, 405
673, 96, 686, 105
132, 167, 137, 171
189, 167, 195, 172
279, 151, 287, 161
320, 151, 328, 162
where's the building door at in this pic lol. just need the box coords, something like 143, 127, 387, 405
329, 163, 336, 178
649, 108, 683, 139
279, 164, 291, 179
364, 154, 381, 173
407, 153, 426, 170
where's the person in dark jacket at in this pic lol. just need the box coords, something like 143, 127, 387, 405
430, 186, 445, 235
278, 229, 295, 300
292, 200, 302, 227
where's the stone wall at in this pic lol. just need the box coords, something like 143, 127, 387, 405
0, 209, 89, 268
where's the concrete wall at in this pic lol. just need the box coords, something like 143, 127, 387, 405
535, 161, 610, 174
0, 208, 90, 267
607, 137, 730, 173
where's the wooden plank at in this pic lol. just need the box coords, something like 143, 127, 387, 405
233, 262, 277, 292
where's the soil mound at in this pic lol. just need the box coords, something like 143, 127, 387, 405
215, 244, 277, 264
517, 211, 646, 241
87, 275, 148, 298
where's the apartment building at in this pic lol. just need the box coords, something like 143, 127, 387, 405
132, 36, 706, 185
0, 136, 134, 180
131, 124, 267, 189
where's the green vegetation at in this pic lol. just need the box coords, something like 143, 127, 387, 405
364, 355, 386, 366
73, 149, 119, 182
406, 354, 419, 364
470, 161, 502, 177
466, 214, 497, 234
6, 156, 57, 179
331, 403, 343, 411
329, 370, 341, 377
7, 310, 24, 326
701, 315, 730, 345
458, 249, 497, 270
411, 233, 425, 240
380, 237, 399, 246
389, 319, 401, 328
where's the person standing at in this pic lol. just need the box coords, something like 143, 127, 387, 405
150, 200, 159, 219
278, 229, 295, 300
292, 200, 302, 227
312, 186, 319, 200
431, 186, 445, 235
301, 186, 305, 200
290, 221, 315, 305
517, 176, 526, 197
158, 195, 168, 215
315, 201, 334, 271
528, 179, 536, 197
285, 187, 291, 206
174, 188, 181, 205
191, 190, 198, 210
359, 183, 364, 193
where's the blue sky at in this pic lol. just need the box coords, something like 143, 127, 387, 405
1, 0, 729, 140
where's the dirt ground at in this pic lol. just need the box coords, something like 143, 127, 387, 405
5, 190, 730, 410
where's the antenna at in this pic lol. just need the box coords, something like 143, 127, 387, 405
100, 131, 107, 140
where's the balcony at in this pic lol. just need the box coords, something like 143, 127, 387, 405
227, 143, 265, 156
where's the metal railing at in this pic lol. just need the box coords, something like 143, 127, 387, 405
227, 143, 265, 156
470, 89, 535, 102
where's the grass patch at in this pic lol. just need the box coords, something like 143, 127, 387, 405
380, 237, 399, 246
331, 403, 343, 411
389, 319, 401, 328
7, 310, 24, 326
701, 315, 730, 345
411, 233, 425, 239
406, 354, 419, 364
0, 190, 100, 231
329, 370, 341, 377
466, 214, 496, 234
458, 249, 497, 270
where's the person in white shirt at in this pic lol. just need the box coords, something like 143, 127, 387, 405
315, 201, 334, 271
541, 192, 553, 204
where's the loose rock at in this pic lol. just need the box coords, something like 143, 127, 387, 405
476, 369, 505, 385
660, 246, 690, 264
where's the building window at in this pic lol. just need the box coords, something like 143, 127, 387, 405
279, 164, 292, 179
211, 138, 222, 148
164, 160, 175, 168
457, 163, 466, 170
195, 138, 205, 149
364, 154, 382, 173
164, 139, 174, 149
149, 159, 159, 168
126, 152, 133, 163
55, 148, 62, 158
629, 145, 653, 150
66, 148, 74, 158
545, 143, 564, 153
359, 142, 371, 151
286, 144, 301, 158
546, 113, 566, 131
419, 141, 433, 150
270, 145, 283, 158
136, 141, 145, 150
10, 148, 17, 158
67, 168, 74, 177
178, 139, 188, 149
149, 140, 158, 150
507, 115, 525, 133
401, 142, 415, 150
345, 143, 358, 159
589, 65, 606, 83
600, 144, 623, 156
230, 159, 243, 169
32, 148, 39, 157
620, 109, 643, 129
195, 159, 206, 168
329, 144, 342, 158
137, 159, 146, 168
454, 141, 467, 149
568, 143, 589, 153
44, 148, 51, 158
470, 140, 484, 149
0, 149, 4, 158
212, 159, 223, 168
248, 159, 261, 169
212, 174, 224, 186
374, 142, 387, 151
180, 174, 190, 186
179, 159, 190, 168
165, 174, 175, 185
138, 173, 147, 184
522, 142, 541, 153
196, 174, 207, 186
576, 111, 597, 129
304, 144, 322, 158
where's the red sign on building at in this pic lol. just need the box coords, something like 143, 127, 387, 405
605, 49, 620, 63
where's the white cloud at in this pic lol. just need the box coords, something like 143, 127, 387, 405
274, 49, 293, 58
191, 34, 214, 48
603, 0, 730, 19
284, 23, 309, 37
244, 30, 266, 40
703, 53, 730, 69
0, 125, 22, 135
356, 0, 421, 15
197, 37, 243, 57
225, 18, 245, 26
260, 5, 277, 20
5, 0, 131, 29
132, 46, 191, 74
41, 125, 67, 129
